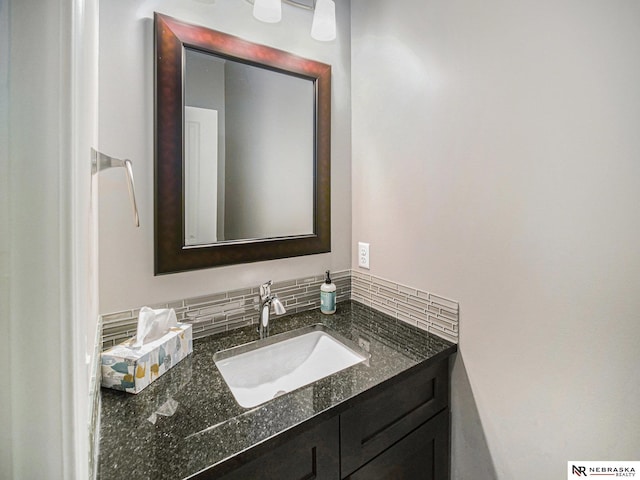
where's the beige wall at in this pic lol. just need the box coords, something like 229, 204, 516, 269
98, 0, 352, 313
351, 0, 640, 478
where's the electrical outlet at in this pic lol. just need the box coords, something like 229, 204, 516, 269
358, 242, 370, 269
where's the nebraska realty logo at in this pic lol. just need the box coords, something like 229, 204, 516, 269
568, 462, 639, 478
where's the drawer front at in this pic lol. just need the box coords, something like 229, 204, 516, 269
340, 359, 449, 477
345, 409, 450, 480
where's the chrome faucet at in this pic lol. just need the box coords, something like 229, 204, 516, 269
258, 280, 286, 339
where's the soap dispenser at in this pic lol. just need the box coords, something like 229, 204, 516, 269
320, 270, 336, 314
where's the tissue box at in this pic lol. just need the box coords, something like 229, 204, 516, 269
101, 323, 193, 394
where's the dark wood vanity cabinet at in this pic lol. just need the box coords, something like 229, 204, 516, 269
340, 358, 450, 479
202, 356, 452, 480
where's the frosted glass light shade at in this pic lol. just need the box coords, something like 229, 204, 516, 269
311, 0, 336, 41
253, 0, 282, 23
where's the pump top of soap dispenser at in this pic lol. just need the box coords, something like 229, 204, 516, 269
325, 270, 332, 284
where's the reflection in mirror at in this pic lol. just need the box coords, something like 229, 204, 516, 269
154, 13, 331, 274
184, 48, 315, 246
184, 104, 219, 245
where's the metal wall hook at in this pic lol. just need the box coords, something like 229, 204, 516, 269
91, 148, 140, 227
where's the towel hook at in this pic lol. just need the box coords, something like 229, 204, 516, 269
91, 148, 140, 227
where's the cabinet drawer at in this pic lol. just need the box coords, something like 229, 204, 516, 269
340, 359, 449, 477
345, 408, 450, 480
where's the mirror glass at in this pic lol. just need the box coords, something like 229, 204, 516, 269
184, 48, 314, 246
154, 14, 331, 274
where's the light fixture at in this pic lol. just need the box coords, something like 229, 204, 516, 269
311, 0, 336, 41
247, 0, 337, 42
252, 0, 282, 23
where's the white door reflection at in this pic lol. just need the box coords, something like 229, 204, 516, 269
185, 106, 219, 246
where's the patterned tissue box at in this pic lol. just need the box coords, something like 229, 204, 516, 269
101, 323, 193, 394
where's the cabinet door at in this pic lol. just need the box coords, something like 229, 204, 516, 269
340, 359, 449, 477
345, 409, 450, 480
198, 416, 340, 480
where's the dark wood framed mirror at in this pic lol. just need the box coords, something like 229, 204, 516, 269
154, 13, 331, 274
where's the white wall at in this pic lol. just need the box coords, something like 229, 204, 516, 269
351, 0, 640, 478
3, 0, 99, 478
99, 0, 352, 313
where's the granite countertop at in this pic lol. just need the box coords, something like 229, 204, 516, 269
98, 301, 457, 480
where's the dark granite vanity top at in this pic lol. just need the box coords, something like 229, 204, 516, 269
98, 301, 457, 480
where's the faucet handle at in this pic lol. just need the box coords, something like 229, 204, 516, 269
259, 280, 273, 298
271, 296, 286, 315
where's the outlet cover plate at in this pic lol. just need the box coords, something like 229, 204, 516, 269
358, 242, 370, 269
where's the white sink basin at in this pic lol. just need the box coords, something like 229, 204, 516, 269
214, 324, 370, 408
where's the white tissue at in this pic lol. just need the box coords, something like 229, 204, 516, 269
133, 307, 178, 348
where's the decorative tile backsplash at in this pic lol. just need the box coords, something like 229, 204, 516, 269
351, 270, 459, 343
101, 270, 351, 350
100, 269, 458, 349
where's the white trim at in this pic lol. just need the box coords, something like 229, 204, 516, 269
59, 0, 76, 472
69, 0, 99, 478
0, 0, 12, 476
